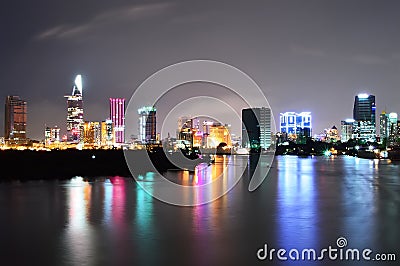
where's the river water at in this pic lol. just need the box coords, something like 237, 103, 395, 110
0, 155, 399, 265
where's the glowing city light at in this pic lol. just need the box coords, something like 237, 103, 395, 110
389, 112, 398, 119
368, 145, 374, 151
75, 75, 82, 94
357, 93, 369, 99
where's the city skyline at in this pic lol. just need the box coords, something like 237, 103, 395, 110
2, 88, 400, 143
2, 1, 400, 140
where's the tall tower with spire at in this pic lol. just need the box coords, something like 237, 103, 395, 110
65, 75, 84, 143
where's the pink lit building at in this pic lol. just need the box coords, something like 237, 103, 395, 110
109, 98, 125, 143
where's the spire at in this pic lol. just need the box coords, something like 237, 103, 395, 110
71, 75, 82, 96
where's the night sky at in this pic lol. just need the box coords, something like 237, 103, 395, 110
1, 0, 400, 140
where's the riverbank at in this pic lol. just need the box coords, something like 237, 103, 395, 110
0, 149, 131, 180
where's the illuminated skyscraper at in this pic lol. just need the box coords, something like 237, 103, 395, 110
45, 126, 60, 145
353, 94, 376, 122
242, 107, 272, 150
83, 121, 101, 145
353, 93, 376, 141
279, 112, 312, 138
4, 95, 27, 143
138, 106, 156, 143
381, 112, 399, 146
340, 119, 355, 142
208, 123, 232, 148
380, 111, 389, 140
101, 119, 114, 146
325, 125, 340, 143
177, 116, 192, 133
65, 75, 84, 143
110, 98, 125, 143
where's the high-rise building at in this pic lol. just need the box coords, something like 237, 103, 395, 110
45, 127, 51, 144
388, 113, 398, 137
138, 106, 156, 143
110, 98, 125, 143
51, 126, 61, 142
4, 95, 27, 143
279, 112, 312, 139
83, 121, 101, 145
242, 107, 272, 150
65, 75, 84, 143
177, 116, 191, 131
397, 120, 400, 136
177, 117, 193, 145
340, 119, 355, 142
208, 123, 232, 148
325, 125, 340, 143
45, 126, 60, 145
380, 111, 389, 140
353, 93, 376, 142
101, 119, 114, 146
353, 94, 376, 122
379, 111, 397, 141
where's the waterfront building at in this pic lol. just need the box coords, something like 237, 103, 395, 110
4, 95, 27, 144
380, 111, 389, 140
138, 106, 156, 143
176, 118, 233, 149
44, 126, 60, 145
398, 120, 400, 136
242, 107, 272, 150
340, 119, 355, 142
352, 120, 376, 142
83, 121, 101, 145
45, 127, 51, 144
65, 75, 84, 143
387, 113, 399, 146
110, 98, 125, 143
325, 125, 340, 143
101, 119, 114, 146
51, 126, 61, 142
177, 116, 191, 138
353, 94, 376, 122
177, 118, 193, 146
207, 123, 232, 148
388, 113, 398, 137
352, 93, 376, 142
279, 111, 312, 142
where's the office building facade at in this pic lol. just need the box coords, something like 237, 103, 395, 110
353, 93, 376, 142
99, 119, 114, 146
4, 95, 27, 143
242, 107, 272, 150
110, 98, 125, 143
83, 121, 101, 145
340, 119, 355, 143
138, 106, 156, 143
279, 111, 312, 138
45, 126, 60, 145
65, 75, 84, 143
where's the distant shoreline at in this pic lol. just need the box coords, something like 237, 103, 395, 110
1, 149, 397, 182
0, 149, 131, 181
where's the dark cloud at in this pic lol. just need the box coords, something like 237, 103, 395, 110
35, 2, 175, 40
